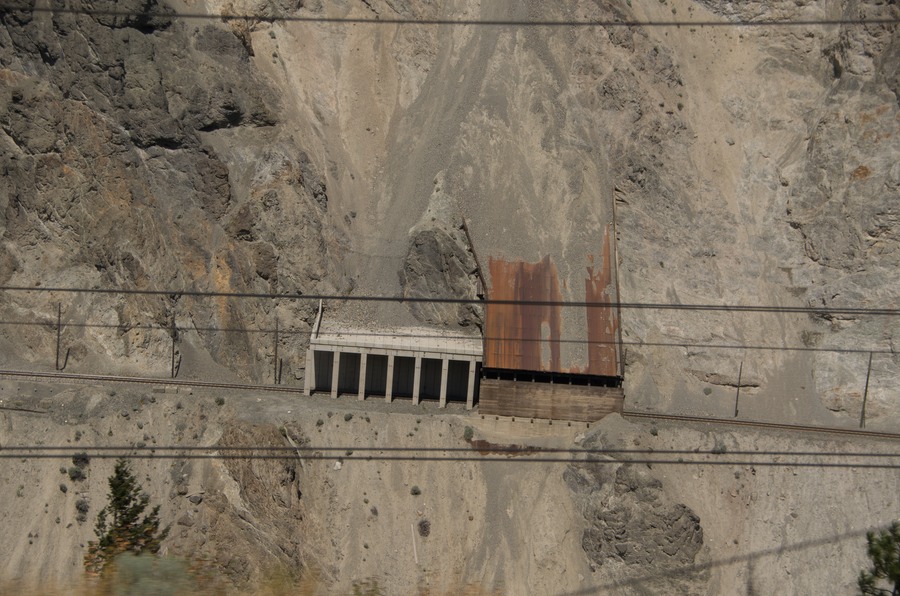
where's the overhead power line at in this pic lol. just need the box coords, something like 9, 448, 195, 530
0, 316, 892, 354
1, 5, 897, 28
2, 445, 898, 468
11, 444, 900, 457
2, 285, 898, 316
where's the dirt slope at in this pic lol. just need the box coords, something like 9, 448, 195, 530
0, 378, 897, 594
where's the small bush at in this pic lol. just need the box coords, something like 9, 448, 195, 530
75, 499, 90, 514
463, 426, 474, 441
215, 396, 225, 406
68, 467, 86, 482
72, 452, 90, 468
316, 419, 324, 427
418, 519, 431, 538
410, 486, 421, 496
59, 483, 68, 494
370, 506, 378, 516
344, 413, 353, 422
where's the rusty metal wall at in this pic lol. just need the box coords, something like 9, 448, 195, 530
483, 226, 619, 376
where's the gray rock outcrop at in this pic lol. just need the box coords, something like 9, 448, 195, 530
566, 440, 709, 594
399, 172, 482, 329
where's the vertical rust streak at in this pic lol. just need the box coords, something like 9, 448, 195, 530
612, 196, 625, 379
584, 226, 619, 377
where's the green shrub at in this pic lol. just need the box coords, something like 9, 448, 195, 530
85, 459, 170, 575
76, 498, 90, 522
463, 426, 474, 441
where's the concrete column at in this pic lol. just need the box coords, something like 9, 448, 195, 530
385, 354, 395, 403
303, 349, 314, 396
331, 350, 341, 399
412, 355, 422, 405
439, 358, 449, 408
358, 352, 367, 401
466, 359, 477, 410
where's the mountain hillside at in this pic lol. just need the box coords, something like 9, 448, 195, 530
0, 0, 897, 594
2, 0, 897, 426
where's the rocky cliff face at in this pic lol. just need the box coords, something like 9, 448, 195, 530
610, 0, 899, 427
1, 0, 350, 381
2, 0, 897, 425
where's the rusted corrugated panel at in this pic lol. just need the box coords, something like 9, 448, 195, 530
484, 225, 619, 376
484, 255, 562, 371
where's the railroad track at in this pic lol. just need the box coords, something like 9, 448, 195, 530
0, 369, 303, 395
622, 410, 900, 441
1, 369, 897, 441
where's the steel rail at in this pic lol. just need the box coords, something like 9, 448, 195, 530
1, 369, 897, 441
0, 369, 303, 394
622, 410, 900, 441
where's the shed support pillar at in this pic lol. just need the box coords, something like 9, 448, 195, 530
358, 352, 367, 401
466, 359, 477, 410
331, 350, 341, 399
385, 354, 395, 403
439, 358, 449, 408
303, 349, 314, 396
412, 355, 422, 405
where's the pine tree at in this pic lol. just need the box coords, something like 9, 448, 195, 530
858, 522, 900, 596
84, 459, 170, 575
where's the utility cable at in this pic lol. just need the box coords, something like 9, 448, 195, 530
2, 285, 898, 316
1, 5, 896, 28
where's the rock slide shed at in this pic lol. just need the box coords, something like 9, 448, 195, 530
479, 225, 624, 422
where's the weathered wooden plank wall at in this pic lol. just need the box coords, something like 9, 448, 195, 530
479, 378, 624, 422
